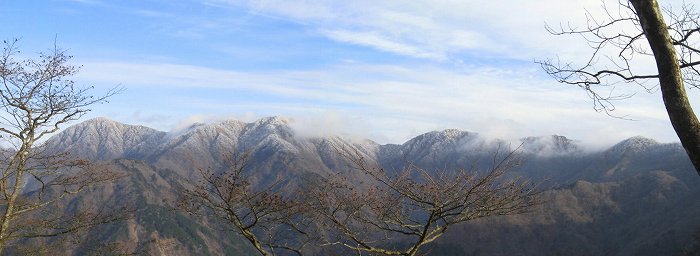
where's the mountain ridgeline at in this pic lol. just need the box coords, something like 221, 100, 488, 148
35, 117, 700, 255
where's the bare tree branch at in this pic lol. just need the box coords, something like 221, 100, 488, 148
540, 0, 700, 175
0, 38, 125, 253
178, 151, 315, 256
304, 145, 542, 256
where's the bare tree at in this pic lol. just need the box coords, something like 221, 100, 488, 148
304, 146, 541, 256
178, 151, 315, 256
0, 39, 125, 253
179, 143, 539, 256
538, 0, 700, 175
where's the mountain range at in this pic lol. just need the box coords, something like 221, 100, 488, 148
29, 116, 700, 255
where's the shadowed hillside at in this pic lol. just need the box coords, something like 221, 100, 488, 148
28, 117, 700, 255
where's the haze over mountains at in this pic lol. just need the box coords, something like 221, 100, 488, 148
33, 117, 700, 255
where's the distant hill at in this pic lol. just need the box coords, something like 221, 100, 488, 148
30, 117, 700, 255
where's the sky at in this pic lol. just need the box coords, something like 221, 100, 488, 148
0, 0, 695, 146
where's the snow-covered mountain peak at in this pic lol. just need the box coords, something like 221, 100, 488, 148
42, 117, 166, 160
78, 117, 127, 131
41, 117, 685, 177
406, 129, 474, 146
82, 116, 116, 124
610, 136, 659, 154
391, 129, 482, 161
251, 116, 290, 127
241, 116, 293, 141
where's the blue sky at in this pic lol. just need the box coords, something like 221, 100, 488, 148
0, 0, 691, 146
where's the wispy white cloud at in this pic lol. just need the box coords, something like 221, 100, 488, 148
202, 0, 619, 62
203, 0, 691, 64
75, 59, 678, 145
57, 0, 691, 146
321, 30, 442, 59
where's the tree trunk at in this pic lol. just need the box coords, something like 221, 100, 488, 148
0, 146, 30, 255
630, 0, 700, 175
